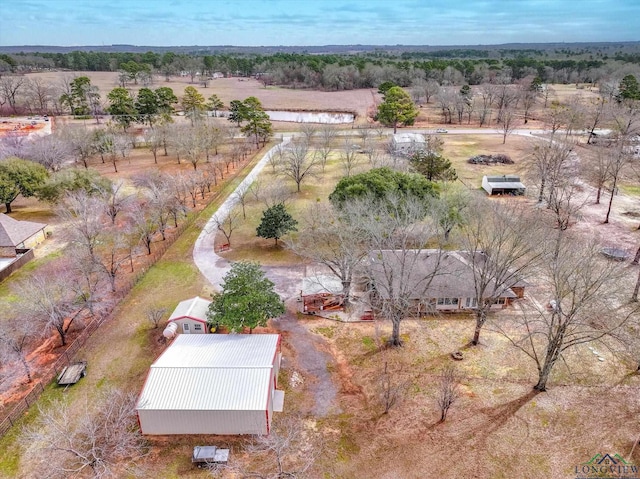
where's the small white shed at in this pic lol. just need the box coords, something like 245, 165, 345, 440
482, 175, 526, 196
391, 133, 425, 153
136, 334, 284, 435
167, 296, 211, 334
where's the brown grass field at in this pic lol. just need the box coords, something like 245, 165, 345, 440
26, 71, 377, 123
1, 79, 639, 478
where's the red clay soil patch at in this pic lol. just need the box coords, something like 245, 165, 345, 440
0, 120, 46, 137
0, 151, 255, 419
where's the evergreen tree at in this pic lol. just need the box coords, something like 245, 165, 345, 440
376, 86, 419, 133
207, 261, 285, 332
256, 203, 298, 245
409, 150, 458, 182
618, 74, 640, 101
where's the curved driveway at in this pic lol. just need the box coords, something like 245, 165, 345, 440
193, 136, 292, 291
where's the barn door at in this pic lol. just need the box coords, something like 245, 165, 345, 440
183, 323, 190, 334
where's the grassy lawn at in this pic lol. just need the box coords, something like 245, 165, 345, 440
219, 150, 351, 266
4, 129, 638, 478
442, 134, 531, 189
0, 146, 270, 478
307, 315, 640, 478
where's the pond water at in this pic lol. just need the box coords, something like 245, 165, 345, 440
265, 110, 355, 124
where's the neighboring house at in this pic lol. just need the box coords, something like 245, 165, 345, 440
300, 274, 345, 313
0, 213, 47, 258
367, 249, 524, 314
166, 296, 211, 334
136, 334, 284, 435
391, 132, 425, 153
482, 175, 526, 196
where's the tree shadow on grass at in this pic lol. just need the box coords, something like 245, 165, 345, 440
470, 389, 540, 446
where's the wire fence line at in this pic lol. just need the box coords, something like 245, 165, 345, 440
0, 166, 233, 437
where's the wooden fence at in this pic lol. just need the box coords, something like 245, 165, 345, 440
0, 204, 201, 437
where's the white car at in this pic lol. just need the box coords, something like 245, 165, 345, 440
435, 128, 448, 133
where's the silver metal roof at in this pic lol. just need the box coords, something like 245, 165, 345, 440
392, 133, 425, 144
168, 296, 211, 322
487, 181, 526, 190
137, 367, 271, 410
153, 334, 280, 368
137, 334, 280, 412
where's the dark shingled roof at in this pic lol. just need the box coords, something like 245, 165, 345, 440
368, 249, 518, 300
0, 213, 47, 248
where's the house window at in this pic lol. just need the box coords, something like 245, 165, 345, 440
183, 323, 190, 333
493, 297, 506, 305
193, 324, 202, 331
437, 298, 459, 306
465, 297, 478, 308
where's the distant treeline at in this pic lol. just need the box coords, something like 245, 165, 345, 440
2, 46, 639, 91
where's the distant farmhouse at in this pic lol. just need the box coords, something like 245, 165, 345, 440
136, 334, 284, 435
368, 249, 525, 314
482, 175, 526, 196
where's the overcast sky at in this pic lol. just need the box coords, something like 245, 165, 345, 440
1, 0, 639, 47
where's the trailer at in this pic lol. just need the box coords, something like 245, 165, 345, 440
57, 361, 87, 386
192, 446, 230, 466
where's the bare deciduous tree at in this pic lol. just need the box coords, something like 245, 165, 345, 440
25, 133, 72, 172
300, 123, 318, 144
545, 178, 587, 230
338, 140, 362, 177
221, 415, 322, 479
143, 127, 162, 164
62, 126, 95, 168
287, 201, 368, 304
0, 75, 25, 113
59, 191, 104, 261
212, 206, 241, 247
317, 125, 338, 172
128, 200, 158, 255
359, 194, 444, 346
0, 318, 34, 383
21, 388, 147, 479
15, 265, 79, 346
458, 200, 544, 346
603, 145, 632, 224
276, 139, 320, 192
98, 180, 131, 225
378, 361, 410, 415
437, 364, 461, 422
146, 306, 168, 329
499, 106, 519, 144
585, 145, 611, 205
495, 233, 635, 391
524, 139, 573, 204
95, 232, 130, 292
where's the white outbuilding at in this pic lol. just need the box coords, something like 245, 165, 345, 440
482, 175, 526, 196
166, 296, 211, 334
391, 132, 425, 153
136, 334, 284, 435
